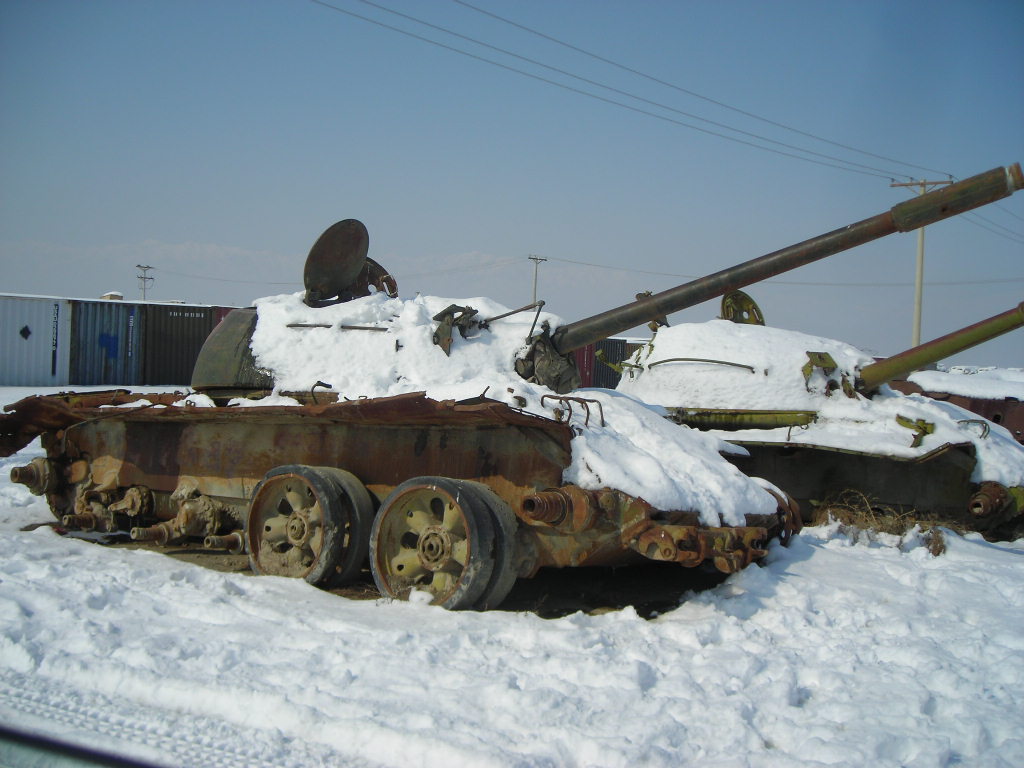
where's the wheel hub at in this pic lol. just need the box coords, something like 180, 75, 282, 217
287, 512, 311, 547
417, 525, 452, 571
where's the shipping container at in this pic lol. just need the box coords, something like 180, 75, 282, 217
0, 294, 72, 386
594, 338, 629, 388
213, 305, 238, 326
573, 344, 596, 388
142, 304, 221, 385
70, 300, 144, 386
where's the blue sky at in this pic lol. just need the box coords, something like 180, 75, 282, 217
2, 0, 1022, 365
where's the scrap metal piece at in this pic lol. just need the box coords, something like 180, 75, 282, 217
432, 305, 479, 356
482, 300, 545, 327
363, 257, 398, 298
896, 415, 936, 448
540, 394, 606, 427
721, 290, 765, 325
649, 357, 757, 374
303, 219, 371, 307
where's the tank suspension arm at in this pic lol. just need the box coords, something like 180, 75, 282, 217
550, 164, 1024, 355
858, 302, 1024, 394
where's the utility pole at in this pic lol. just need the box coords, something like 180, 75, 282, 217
528, 255, 547, 304
890, 179, 952, 346
136, 264, 154, 301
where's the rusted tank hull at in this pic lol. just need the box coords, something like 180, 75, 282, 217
723, 440, 1021, 537
5, 390, 797, 609
726, 440, 974, 515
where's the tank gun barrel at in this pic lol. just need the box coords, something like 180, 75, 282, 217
858, 302, 1024, 394
550, 164, 1024, 355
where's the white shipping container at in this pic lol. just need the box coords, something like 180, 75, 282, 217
0, 294, 72, 386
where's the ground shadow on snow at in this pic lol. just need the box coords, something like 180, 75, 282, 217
42, 524, 781, 619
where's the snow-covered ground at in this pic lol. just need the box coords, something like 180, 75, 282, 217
2, 298, 1023, 766
2, 395, 1023, 766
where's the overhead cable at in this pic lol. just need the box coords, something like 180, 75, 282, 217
347, 0, 909, 180
309, 0, 903, 180
451, 0, 953, 179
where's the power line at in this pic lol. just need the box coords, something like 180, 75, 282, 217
153, 253, 1022, 289
541, 254, 1024, 287
152, 266, 300, 286
991, 201, 1024, 224
309, 0, 904, 180
959, 212, 1024, 245
401, 256, 522, 280
450, 0, 953, 179
347, 0, 910, 180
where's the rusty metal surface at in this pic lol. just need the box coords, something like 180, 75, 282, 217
727, 440, 978, 522
8, 386, 791, 586
303, 219, 370, 305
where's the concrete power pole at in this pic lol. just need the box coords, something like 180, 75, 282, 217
890, 179, 952, 346
136, 264, 154, 301
528, 255, 547, 304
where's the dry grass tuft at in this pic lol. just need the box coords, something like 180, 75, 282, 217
812, 489, 955, 556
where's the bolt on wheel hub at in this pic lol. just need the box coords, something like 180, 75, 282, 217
417, 526, 453, 571
286, 513, 311, 547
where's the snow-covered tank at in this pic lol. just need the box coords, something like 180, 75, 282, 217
617, 305, 1024, 537
1, 228, 798, 611
3, 164, 1022, 607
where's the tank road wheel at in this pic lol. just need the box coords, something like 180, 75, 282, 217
370, 477, 495, 610
462, 482, 519, 611
246, 465, 373, 587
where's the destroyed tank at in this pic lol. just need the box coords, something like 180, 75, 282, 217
618, 301, 1024, 537
3, 164, 1021, 608
1, 228, 798, 613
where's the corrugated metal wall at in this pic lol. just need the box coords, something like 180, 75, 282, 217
142, 305, 219, 385
70, 301, 143, 385
574, 339, 646, 389
573, 345, 596, 388
0, 295, 72, 386
593, 338, 628, 388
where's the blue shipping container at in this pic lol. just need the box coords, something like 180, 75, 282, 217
70, 300, 143, 385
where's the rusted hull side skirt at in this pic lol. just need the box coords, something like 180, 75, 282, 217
6, 391, 796, 578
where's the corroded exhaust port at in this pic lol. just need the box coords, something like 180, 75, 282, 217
969, 481, 1010, 518
520, 486, 596, 531
204, 530, 245, 554
10, 457, 59, 496
967, 481, 1022, 532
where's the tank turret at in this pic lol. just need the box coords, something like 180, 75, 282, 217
192, 163, 1022, 398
